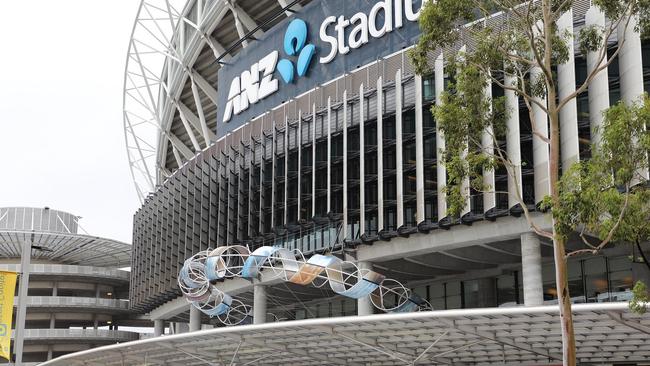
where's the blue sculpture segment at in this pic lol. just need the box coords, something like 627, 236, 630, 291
178, 246, 431, 326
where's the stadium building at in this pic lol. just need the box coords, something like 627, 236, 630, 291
0, 207, 139, 365
46, 0, 650, 364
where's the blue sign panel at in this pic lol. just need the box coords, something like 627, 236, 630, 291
216, 0, 425, 138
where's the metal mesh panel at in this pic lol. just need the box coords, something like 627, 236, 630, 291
383, 54, 401, 82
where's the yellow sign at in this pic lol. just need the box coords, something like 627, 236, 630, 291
0, 271, 17, 361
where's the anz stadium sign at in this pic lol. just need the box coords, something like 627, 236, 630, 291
217, 0, 427, 136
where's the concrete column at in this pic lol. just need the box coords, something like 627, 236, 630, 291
47, 345, 53, 361
154, 319, 164, 337
253, 284, 267, 325
557, 10, 580, 169
93, 316, 99, 330
618, 15, 644, 105
435, 54, 447, 218
189, 305, 202, 332
95, 283, 101, 299
585, 7, 609, 146
482, 75, 496, 211
357, 261, 375, 316
49, 313, 55, 329
531, 66, 550, 205
521, 232, 544, 306
395, 70, 404, 228
52, 282, 57, 297
176, 322, 189, 333
505, 72, 523, 208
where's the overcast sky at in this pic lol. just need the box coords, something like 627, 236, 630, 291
0, 1, 141, 243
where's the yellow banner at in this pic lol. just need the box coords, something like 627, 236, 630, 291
0, 271, 17, 361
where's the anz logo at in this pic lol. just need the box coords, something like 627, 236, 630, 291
277, 19, 316, 83
222, 19, 316, 124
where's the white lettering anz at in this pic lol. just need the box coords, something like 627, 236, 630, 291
319, 0, 428, 64
223, 51, 279, 123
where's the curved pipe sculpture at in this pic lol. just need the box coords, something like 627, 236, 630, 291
179, 246, 429, 325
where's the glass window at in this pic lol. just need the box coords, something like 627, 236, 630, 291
446, 281, 462, 309
429, 283, 445, 310
497, 272, 518, 306
584, 257, 608, 303
608, 256, 634, 301
423, 74, 435, 101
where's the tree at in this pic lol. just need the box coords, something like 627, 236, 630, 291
410, 0, 650, 364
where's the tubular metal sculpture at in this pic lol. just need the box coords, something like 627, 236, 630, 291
178, 246, 430, 325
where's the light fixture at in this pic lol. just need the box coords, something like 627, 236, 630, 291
106, 321, 112, 325
106, 292, 112, 296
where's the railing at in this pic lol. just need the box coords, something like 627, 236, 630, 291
15, 296, 130, 311
12, 329, 140, 342
0, 264, 129, 281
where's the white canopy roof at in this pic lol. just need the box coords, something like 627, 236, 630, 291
41, 302, 650, 365
0, 230, 131, 268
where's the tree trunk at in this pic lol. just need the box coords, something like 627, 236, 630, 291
543, 0, 577, 361
548, 88, 577, 366
551, 229, 577, 365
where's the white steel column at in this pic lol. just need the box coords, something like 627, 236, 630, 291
585, 7, 610, 146
154, 319, 165, 337
359, 84, 366, 235
414, 75, 425, 223
253, 283, 267, 325
271, 125, 277, 229
482, 76, 496, 211
435, 54, 447, 218
14, 239, 31, 365
377, 77, 384, 231
459, 46, 471, 218
189, 305, 202, 332
618, 16, 644, 104
343, 91, 349, 239
521, 232, 544, 306
259, 128, 265, 234
557, 10, 580, 168
357, 261, 374, 315
327, 97, 332, 214
284, 118, 289, 225
505, 73, 523, 208
395, 70, 404, 228
312, 104, 317, 217
297, 111, 302, 221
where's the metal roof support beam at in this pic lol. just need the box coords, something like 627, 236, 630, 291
190, 69, 220, 106
179, 99, 216, 144
172, 101, 202, 151
234, 336, 357, 366
316, 326, 415, 363
277, 0, 302, 16
230, 4, 264, 39
438, 318, 562, 361
607, 311, 650, 335
412, 330, 450, 365
169, 133, 195, 160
